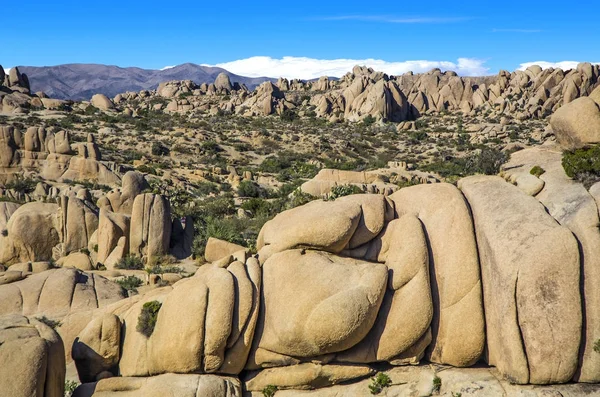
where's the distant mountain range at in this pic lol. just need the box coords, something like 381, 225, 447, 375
18, 63, 276, 100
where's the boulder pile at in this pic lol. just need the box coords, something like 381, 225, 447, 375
1, 65, 71, 113
113, 63, 600, 123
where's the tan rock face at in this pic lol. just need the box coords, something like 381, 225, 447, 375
248, 250, 387, 368
74, 373, 242, 397
244, 363, 375, 391
257, 199, 362, 262
337, 215, 432, 364
459, 175, 582, 384
551, 97, 600, 149
503, 146, 600, 383
390, 183, 485, 368
90, 94, 115, 111
58, 195, 99, 256
96, 209, 130, 268
72, 314, 121, 383
0, 268, 126, 320
205, 237, 248, 263
115, 259, 260, 377
129, 193, 172, 260
0, 202, 59, 264
0, 314, 65, 397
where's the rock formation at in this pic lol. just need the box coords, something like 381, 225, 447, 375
111, 63, 600, 124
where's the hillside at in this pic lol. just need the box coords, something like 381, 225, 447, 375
18, 63, 275, 100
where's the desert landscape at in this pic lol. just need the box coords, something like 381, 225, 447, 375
3, 2, 600, 395
2, 59, 600, 396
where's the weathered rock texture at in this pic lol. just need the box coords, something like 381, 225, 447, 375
0, 314, 65, 397
459, 175, 581, 384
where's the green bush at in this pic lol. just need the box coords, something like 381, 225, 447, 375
137, 164, 158, 175
237, 180, 262, 198
423, 147, 508, 181
594, 339, 600, 353
137, 300, 162, 337
262, 385, 278, 397
4, 176, 38, 193
368, 373, 392, 395
280, 109, 297, 122
362, 115, 376, 126
116, 275, 143, 293
327, 184, 363, 200
64, 380, 78, 397
151, 142, 170, 156
562, 145, 600, 188
432, 375, 442, 393
115, 255, 144, 270
241, 198, 274, 217
530, 165, 546, 177
201, 140, 222, 154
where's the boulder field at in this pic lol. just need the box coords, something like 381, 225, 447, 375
2, 145, 600, 396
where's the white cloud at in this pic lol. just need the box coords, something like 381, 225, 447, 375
518, 61, 600, 71
2, 67, 10, 75
203, 56, 490, 79
313, 15, 472, 24
160, 65, 175, 71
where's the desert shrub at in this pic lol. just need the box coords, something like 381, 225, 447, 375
4, 176, 38, 193
137, 300, 162, 337
36, 316, 61, 329
368, 373, 391, 395
151, 142, 170, 156
194, 182, 219, 196
64, 380, 78, 397
259, 155, 292, 173
396, 178, 421, 189
473, 147, 508, 175
594, 339, 600, 353
280, 109, 297, 122
423, 147, 508, 181
237, 180, 262, 198
115, 255, 144, 270
146, 255, 182, 274
408, 131, 428, 143
562, 145, 600, 188
432, 375, 442, 393
201, 140, 222, 154
65, 179, 111, 192
262, 385, 278, 397
116, 275, 143, 293
136, 164, 158, 175
362, 115, 376, 126
530, 165, 546, 177
241, 198, 274, 218
327, 184, 363, 200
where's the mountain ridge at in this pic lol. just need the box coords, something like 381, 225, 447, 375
18, 63, 276, 100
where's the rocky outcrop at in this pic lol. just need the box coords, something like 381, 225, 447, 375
73, 373, 242, 397
502, 145, 600, 383
248, 250, 387, 368
113, 62, 600, 123
129, 193, 172, 260
0, 268, 126, 320
0, 202, 60, 264
459, 175, 581, 384
389, 184, 485, 368
0, 314, 65, 397
90, 94, 115, 111
551, 86, 600, 149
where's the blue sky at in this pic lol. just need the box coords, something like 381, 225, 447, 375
3, 0, 599, 77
